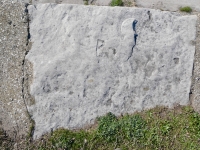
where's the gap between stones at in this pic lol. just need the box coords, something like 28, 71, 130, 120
21, 3, 35, 139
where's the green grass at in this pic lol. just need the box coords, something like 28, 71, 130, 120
180, 6, 192, 13
83, 0, 88, 5
2, 106, 200, 149
110, 0, 123, 6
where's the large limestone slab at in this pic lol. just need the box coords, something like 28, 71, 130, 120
135, 0, 200, 12
31, 0, 110, 5
16, 0, 131, 6
31, 0, 84, 5
27, 4, 197, 138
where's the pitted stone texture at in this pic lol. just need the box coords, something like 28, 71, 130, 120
30, 0, 111, 5
27, 4, 197, 139
0, 2, 31, 137
17, 0, 134, 6
90, 0, 111, 6
31, 0, 108, 5
135, 0, 200, 12
11, 0, 30, 3
31, 0, 84, 4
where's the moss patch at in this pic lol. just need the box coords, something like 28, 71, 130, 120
1, 106, 200, 149
110, 0, 123, 6
180, 6, 192, 13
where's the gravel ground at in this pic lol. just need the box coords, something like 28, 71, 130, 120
0, 1, 32, 140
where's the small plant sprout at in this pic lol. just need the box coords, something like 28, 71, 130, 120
110, 0, 123, 6
180, 6, 192, 13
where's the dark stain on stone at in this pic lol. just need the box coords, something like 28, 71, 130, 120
173, 58, 179, 64
69, 91, 74, 95
106, 99, 112, 106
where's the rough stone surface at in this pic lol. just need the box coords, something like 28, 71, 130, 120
135, 0, 200, 12
31, 0, 84, 5
12, 0, 30, 3
190, 12, 200, 113
27, 4, 197, 139
15, 0, 135, 7
31, 0, 109, 5
0, 1, 32, 138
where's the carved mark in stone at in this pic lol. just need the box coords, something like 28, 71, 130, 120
109, 47, 116, 55
173, 58, 179, 64
96, 39, 104, 57
96, 40, 116, 58
147, 10, 152, 20
142, 11, 152, 30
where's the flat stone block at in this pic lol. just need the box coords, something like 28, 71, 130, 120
27, 4, 197, 139
31, 0, 84, 4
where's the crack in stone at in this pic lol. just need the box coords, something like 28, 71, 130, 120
96, 39, 99, 57
22, 3, 30, 101
127, 19, 138, 61
21, 3, 35, 138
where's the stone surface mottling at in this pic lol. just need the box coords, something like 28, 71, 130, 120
27, 4, 197, 139
31, 0, 84, 4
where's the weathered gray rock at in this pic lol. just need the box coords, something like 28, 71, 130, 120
31, 0, 110, 5
27, 4, 197, 139
135, 0, 200, 12
6, 0, 30, 3
31, 0, 84, 5
15, 0, 134, 7
91, 0, 111, 6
